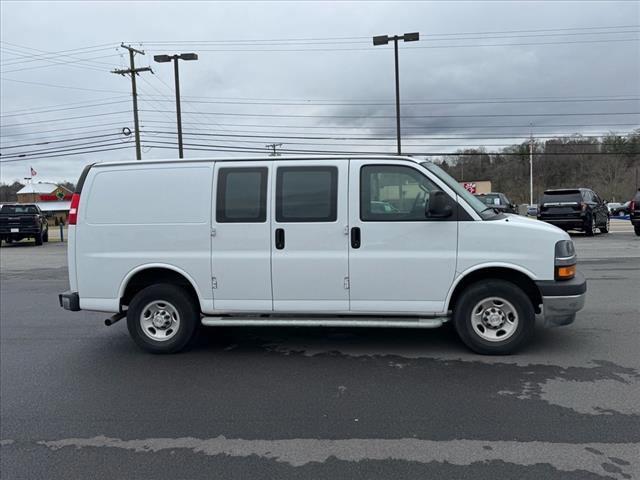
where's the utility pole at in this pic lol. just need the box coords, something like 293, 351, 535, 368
266, 143, 283, 156
112, 44, 152, 160
529, 129, 534, 206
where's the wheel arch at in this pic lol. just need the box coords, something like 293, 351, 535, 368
446, 264, 543, 314
119, 264, 203, 312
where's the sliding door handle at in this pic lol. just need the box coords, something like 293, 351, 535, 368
351, 227, 361, 249
275, 228, 285, 250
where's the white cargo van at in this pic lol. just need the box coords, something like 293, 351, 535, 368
59, 156, 586, 354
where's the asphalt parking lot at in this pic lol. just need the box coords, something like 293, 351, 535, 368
1, 223, 639, 479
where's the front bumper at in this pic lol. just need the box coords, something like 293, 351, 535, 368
59, 290, 81, 311
536, 272, 587, 326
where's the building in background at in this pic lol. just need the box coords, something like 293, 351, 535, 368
16, 182, 72, 224
460, 181, 492, 195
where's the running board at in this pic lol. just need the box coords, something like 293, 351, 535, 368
201, 316, 446, 329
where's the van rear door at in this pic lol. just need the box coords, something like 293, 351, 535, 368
212, 161, 273, 311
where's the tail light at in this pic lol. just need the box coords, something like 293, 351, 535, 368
68, 193, 80, 225
631, 200, 636, 212
580, 202, 587, 211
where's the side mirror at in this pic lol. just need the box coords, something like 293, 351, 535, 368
426, 190, 453, 218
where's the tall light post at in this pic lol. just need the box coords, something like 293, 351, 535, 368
153, 53, 198, 159
372, 32, 419, 155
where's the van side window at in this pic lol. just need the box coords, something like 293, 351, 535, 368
360, 165, 451, 221
276, 167, 337, 222
216, 168, 267, 223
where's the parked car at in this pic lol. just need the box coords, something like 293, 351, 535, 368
0, 203, 49, 245
474, 192, 518, 214
59, 156, 586, 356
527, 204, 538, 216
609, 201, 630, 217
630, 189, 640, 236
537, 188, 609, 236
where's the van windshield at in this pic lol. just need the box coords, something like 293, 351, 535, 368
420, 162, 500, 219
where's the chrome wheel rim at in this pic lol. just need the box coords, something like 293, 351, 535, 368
471, 297, 519, 342
140, 300, 180, 342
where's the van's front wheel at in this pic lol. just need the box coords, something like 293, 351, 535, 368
126, 284, 198, 354
453, 280, 535, 355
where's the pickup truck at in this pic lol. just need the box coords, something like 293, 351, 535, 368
0, 203, 49, 245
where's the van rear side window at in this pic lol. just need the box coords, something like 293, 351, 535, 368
276, 167, 337, 222
216, 168, 267, 223
85, 167, 210, 224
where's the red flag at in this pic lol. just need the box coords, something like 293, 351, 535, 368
30, 167, 37, 177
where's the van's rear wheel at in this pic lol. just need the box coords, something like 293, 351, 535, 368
453, 280, 535, 355
126, 284, 198, 354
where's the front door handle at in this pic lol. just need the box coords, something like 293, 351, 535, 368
351, 227, 361, 249
275, 228, 285, 250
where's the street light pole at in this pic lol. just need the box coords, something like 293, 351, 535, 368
393, 38, 401, 155
154, 53, 198, 159
373, 32, 419, 155
172, 57, 184, 159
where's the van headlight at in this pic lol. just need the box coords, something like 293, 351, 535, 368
554, 240, 576, 280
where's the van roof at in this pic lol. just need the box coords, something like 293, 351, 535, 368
90, 155, 423, 169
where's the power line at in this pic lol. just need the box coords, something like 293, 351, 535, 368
0, 77, 127, 94
144, 96, 640, 107
140, 109, 640, 119
149, 37, 639, 53
1, 111, 132, 128
0, 144, 134, 163
0, 100, 132, 118
0, 132, 127, 150
142, 118, 640, 131
1, 138, 134, 159
0, 122, 132, 139
142, 140, 638, 157
134, 24, 640, 44
141, 129, 635, 142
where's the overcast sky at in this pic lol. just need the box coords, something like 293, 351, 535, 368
1, 0, 639, 183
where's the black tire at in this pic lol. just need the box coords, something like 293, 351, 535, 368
584, 215, 596, 236
126, 284, 199, 354
34, 232, 43, 246
43, 230, 49, 242
635, 225, 640, 236
453, 279, 535, 355
600, 216, 610, 234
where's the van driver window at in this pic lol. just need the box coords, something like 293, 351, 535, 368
360, 165, 448, 221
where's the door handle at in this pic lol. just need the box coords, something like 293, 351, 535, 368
275, 228, 285, 250
351, 227, 361, 249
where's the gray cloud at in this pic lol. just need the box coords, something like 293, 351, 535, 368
1, 0, 639, 182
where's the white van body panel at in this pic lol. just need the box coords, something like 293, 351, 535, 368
457, 214, 569, 282
75, 162, 213, 312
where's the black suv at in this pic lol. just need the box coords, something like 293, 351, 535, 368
630, 188, 640, 236
537, 188, 609, 236
474, 192, 518, 214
